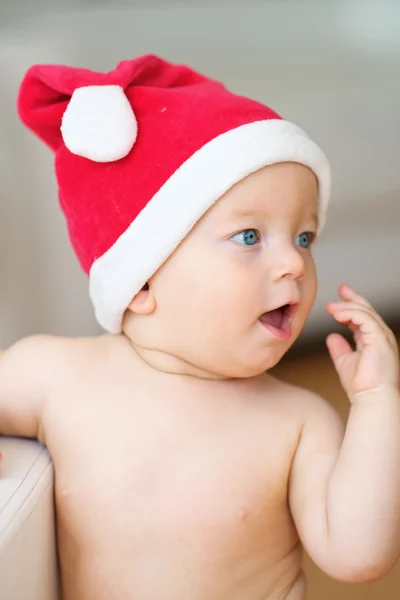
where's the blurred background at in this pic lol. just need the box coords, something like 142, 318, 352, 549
0, 0, 399, 598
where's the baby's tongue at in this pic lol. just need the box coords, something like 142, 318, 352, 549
260, 308, 284, 329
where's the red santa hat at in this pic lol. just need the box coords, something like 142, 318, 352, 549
17, 54, 331, 333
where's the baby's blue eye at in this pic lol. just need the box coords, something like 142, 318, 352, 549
231, 228, 260, 246
296, 232, 315, 249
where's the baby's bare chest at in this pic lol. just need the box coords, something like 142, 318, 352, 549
45, 381, 301, 592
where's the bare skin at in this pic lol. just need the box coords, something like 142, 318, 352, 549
1, 164, 399, 599
2, 334, 325, 600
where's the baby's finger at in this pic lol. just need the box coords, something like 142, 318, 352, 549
338, 284, 374, 309
334, 292, 396, 347
326, 332, 353, 363
338, 320, 362, 349
332, 308, 388, 345
349, 324, 364, 351
334, 305, 397, 350
327, 301, 391, 336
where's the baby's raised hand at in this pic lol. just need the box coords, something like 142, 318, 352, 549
326, 284, 399, 401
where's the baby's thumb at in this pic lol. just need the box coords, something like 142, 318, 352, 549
326, 333, 352, 365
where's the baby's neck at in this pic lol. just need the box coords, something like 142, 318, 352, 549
121, 332, 230, 380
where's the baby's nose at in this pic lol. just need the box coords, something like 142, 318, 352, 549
271, 245, 306, 281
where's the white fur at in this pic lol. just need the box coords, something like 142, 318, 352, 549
61, 85, 137, 162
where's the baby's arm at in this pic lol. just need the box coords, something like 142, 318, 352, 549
289, 285, 400, 583
0, 335, 58, 443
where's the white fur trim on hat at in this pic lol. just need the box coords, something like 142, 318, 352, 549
61, 85, 137, 162
89, 118, 331, 333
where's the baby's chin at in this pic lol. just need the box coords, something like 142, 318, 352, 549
230, 351, 289, 379
131, 345, 283, 380
128, 327, 298, 380
229, 340, 300, 379
189, 346, 292, 380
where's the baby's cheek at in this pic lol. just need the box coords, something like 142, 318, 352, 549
305, 254, 317, 282
301, 276, 317, 315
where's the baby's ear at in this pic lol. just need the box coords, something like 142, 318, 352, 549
127, 283, 156, 315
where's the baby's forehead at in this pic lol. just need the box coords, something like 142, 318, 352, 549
209, 171, 319, 221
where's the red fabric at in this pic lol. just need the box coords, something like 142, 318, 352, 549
17, 55, 282, 274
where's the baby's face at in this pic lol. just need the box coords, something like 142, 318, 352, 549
147, 162, 319, 379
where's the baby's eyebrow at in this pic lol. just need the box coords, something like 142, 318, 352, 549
227, 208, 320, 229
228, 207, 266, 219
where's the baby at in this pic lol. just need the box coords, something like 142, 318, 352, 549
0, 55, 399, 600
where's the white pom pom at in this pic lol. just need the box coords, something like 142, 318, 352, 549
61, 85, 137, 162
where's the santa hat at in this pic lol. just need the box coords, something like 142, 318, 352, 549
17, 54, 331, 333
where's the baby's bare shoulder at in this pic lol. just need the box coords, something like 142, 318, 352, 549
0, 334, 117, 442
33, 333, 108, 365
262, 373, 343, 427
19, 333, 120, 389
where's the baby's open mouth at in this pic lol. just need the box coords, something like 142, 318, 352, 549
259, 303, 298, 340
